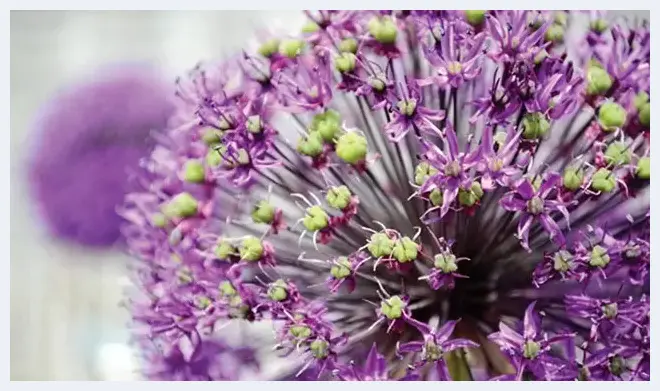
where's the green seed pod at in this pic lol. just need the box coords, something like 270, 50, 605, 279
163, 192, 199, 219
604, 142, 632, 166
267, 279, 289, 302
562, 166, 584, 191
245, 115, 262, 134
258, 39, 280, 58
523, 340, 541, 359
301, 20, 320, 34
590, 168, 617, 193
397, 99, 417, 116
201, 128, 222, 146
330, 256, 352, 279
336, 132, 368, 164
636, 156, 650, 180
183, 160, 205, 183
151, 213, 168, 228
639, 102, 650, 128
310, 110, 342, 143
326, 185, 352, 210
429, 188, 443, 206
302, 205, 329, 232
634, 91, 649, 111
380, 295, 405, 320
368, 16, 398, 44
589, 245, 611, 268
589, 19, 608, 34
334, 52, 357, 73
522, 112, 551, 140
414, 161, 438, 186
215, 239, 237, 260
219, 280, 237, 297
289, 325, 312, 339
310, 339, 329, 359
545, 24, 565, 43
239, 236, 264, 262
598, 101, 627, 132
251, 200, 276, 224
465, 10, 486, 26
368, 232, 394, 258
434, 252, 458, 273
339, 37, 358, 53
458, 182, 484, 207
297, 132, 325, 157
553, 250, 573, 272
601, 303, 618, 319
586, 66, 613, 96
206, 147, 224, 167
554, 11, 568, 26
392, 236, 418, 263
279, 39, 305, 58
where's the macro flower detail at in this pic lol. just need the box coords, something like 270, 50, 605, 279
121, 10, 649, 381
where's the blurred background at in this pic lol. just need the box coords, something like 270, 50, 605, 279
9, 10, 649, 381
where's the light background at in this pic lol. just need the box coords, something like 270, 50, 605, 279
9, 9, 650, 381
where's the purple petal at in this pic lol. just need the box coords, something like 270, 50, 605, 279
539, 214, 565, 245
398, 341, 424, 353
500, 193, 526, 211
516, 180, 535, 200
523, 301, 540, 339
445, 123, 460, 159
434, 320, 459, 343
441, 338, 480, 352
364, 343, 385, 376
539, 173, 561, 198
517, 214, 534, 249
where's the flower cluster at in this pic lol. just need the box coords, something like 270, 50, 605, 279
121, 10, 650, 381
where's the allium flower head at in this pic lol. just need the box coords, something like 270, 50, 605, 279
28, 65, 174, 247
122, 10, 649, 381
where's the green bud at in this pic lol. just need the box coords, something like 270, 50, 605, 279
380, 295, 405, 320
334, 52, 357, 73
598, 101, 627, 132
369, 77, 386, 92
368, 232, 394, 258
251, 200, 276, 224
465, 10, 486, 26
297, 132, 325, 157
336, 132, 368, 164
196, 296, 212, 309
258, 39, 280, 58
553, 250, 573, 272
604, 142, 632, 166
493, 131, 508, 148
326, 185, 352, 210
609, 356, 625, 376
279, 39, 305, 58
367, 16, 398, 44
206, 148, 223, 167
534, 49, 549, 65
586, 66, 613, 96
545, 24, 565, 43
228, 295, 251, 319
429, 188, 443, 206
301, 20, 320, 34
523, 340, 541, 359
163, 192, 198, 219
434, 252, 458, 273
330, 256, 352, 279
589, 58, 604, 69
267, 279, 289, 302
239, 236, 264, 262
602, 302, 618, 319
201, 128, 222, 145
458, 182, 483, 207
634, 91, 649, 111
636, 156, 650, 180
223, 148, 250, 168
245, 115, 262, 134
591, 168, 616, 193
397, 99, 417, 116
310, 339, 329, 359
339, 37, 358, 53
589, 245, 610, 268
414, 162, 438, 186
639, 102, 650, 128
218, 117, 233, 131
219, 280, 237, 297
289, 325, 312, 339
554, 11, 568, 26
562, 166, 584, 191
151, 213, 168, 228
590, 19, 608, 34
392, 236, 418, 263
522, 112, 551, 140
215, 239, 237, 260
310, 110, 342, 143
183, 160, 205, 183
303, 205, 329, 232
177, 267, 193, 284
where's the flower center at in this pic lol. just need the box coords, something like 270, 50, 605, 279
526, 196, 544, 215
444, 161, 461, 177
523, 340, 541, 359
423, 341, 443, 361
447, 61, 463, 75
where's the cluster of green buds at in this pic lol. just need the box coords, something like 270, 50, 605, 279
215, 238, 239, 262
521, 112, 551, 140
219, 280, 252, 319
367, 231, 395, 258
267, 279, 290, 302
434, 251, 459, 274
604, 142, 632, 166
279, 39, 305, 59
239, 236, 265, 262
335, 131, 368, 165
326, 185, 353, 210
598, 101, 627, 132
414, 161, 439, 186
391, 236, 419, 263
458, 182, 484, 207
162, 192, 199, 220
562, 166, 585, 191
367, 16, 398, 44
590, 168, 617, 193
380, 295, 407, 320
552, 250, 574, 273
635, 92, 650, 128
302, 205, 330, 232
589, 245, 611, 268
251, 200, 277, 224
330, 256, 353, 280
544, 11, 567, 43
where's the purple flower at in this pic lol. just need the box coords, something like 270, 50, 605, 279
121, 10, 649, 382
27, 64, 173, 247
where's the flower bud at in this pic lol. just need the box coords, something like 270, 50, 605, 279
397, 99, 417, 116
301, 21, 319, 33
297, 132, 324, 157
590, 168, 616, 193
150, 213, 168, 228
604, 142, 631, 166
639, 102, 650, 127
339, 37, 358, 53
258, 39, 280, 58
336, 132, 368, 164
334, 52, 357, 73
562, 166, 584, 191
310, 110, 342, 143
392, 236, 418, 263
589, 19, 608, 33
434, 252, 458, 273
310, 339, 329, 359
251, 200, 276, 224
268, 279, 289, 302
326, 185, 352, 210
414, 162, 438, 186
429, 188, 443, 206
279, 39, 305, 58
206, 147, 223, 167
523, 340, 541, 359
598, 101, 627, 132
601, 302, 618, 319
533, 49, 549, 65
465, 10, 486, 26
239, 236, 264, 262
458, 182, 484, 207
554, 11, 568, 26
219, 281, 237, 297
201, 128, 222, 146
636, 157, 650, 180
522, 112, 551, 140
380, 295, 405, 320
589, 245, 610, 268
195, 296, 212, 309
586, 66, 612, 96
183, 160, 205, 183
163, 192, 198, 219
545, 24, 565, 43
290, 325, 312, 339
215, 239, 237, 260
368, 232, 394, 258
367, 16, 398, 44
634, 91, 649, 111
369, 77, 386, 92
303, 205, 329, 231
553, 250, 573, 272
331, 256, 352, 279
245, 115, 262, 134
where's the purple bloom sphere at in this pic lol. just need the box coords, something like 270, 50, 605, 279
121, 11, 650, 381
28, 65, 174, 248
